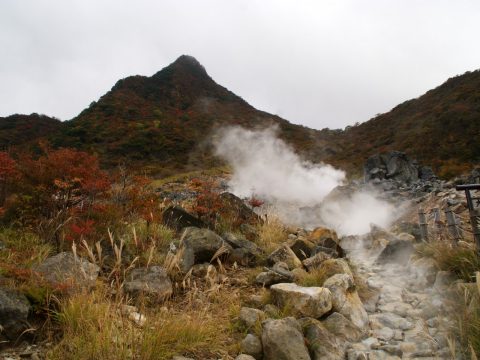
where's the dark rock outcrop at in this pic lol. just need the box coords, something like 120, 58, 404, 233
162, 206, 207, 232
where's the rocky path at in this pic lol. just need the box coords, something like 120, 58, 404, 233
346, 247, 454, 359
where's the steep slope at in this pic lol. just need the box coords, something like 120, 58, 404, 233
57, 55, 333, 173
332, 70, 480, 177
0, 113, 63, 150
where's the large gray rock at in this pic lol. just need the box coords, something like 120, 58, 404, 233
299, 317, 346, 360
178, 227, 232, 272
35, 252, 99, 291
323, 312, 364, 342
124, 266, 172, 302
323, 273, 369, 330
261, 317, 311, 360
239, 307, 265, 329
364, 151, 419, 184
162, 206, 207, 232
270, 283, 332, 318
241, 333, 263, 359
267, 245, 302, 270
223, 232, 263, 266
375, 238, 414, 265
0, 288, 31, 341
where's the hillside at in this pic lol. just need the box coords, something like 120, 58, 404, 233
330, 70, 480, 177
1, 56, 479, 178
0, 113, 62, 150
54, 55, 333, 174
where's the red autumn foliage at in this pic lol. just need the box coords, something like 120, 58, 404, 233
0, 152, 20, 205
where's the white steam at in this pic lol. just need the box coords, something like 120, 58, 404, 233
214, 126, 400, 236
214, 126, 345, 205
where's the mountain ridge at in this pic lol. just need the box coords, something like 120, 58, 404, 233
1, 55, 478, 178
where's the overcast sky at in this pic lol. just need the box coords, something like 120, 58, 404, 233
1, 0, 480, 129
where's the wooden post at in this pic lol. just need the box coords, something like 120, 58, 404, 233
445, 206, 462, 244
418, 208, 428, 242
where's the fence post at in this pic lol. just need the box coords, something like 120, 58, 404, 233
445, 206, 462, 244
418, 208, 428, 242
456, 184, 480, 256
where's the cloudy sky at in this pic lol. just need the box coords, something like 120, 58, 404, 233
1, 0, 480, 129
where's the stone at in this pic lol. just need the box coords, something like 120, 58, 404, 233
323, 273, 369, 330
317, 258, 353, 280
410, 257, 437, 286
267, 245, 302, 270
375, 238, 414, 265
299, 317, 345, 360
223, 232, 263, 266
288, 238, 315, 260
218, 192, 261, 227
0, 288, 31, 341
235, 355, 256, 360
261, 317, 311, 360
35, 252, 99, 291
323, 312, 364, 342
178, 227, 232, 272
364, 151, 419, 184
372, 327, 395, 341
302, 252, 332, 271
270, 283, 332, 318
124, 266, 173, 302
162, 206, 206, 232
240, 333, 263, 359
369, 313, 414, 331
255, 268, 294, 287
308, 227, 344, 257
239, 307, 265, 329
172, 357, 195, 360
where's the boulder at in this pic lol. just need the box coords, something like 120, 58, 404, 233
317, 258, 353, 280
369, 312, 414, 331
299, 317, 346, 360
375, 238, 414, 265
223, 232, 263, 266
178, 227, 232, 273
255, 269, 294, 287
218, 192, 262, 227
302, 252, 332, 271
364, 151, 419, 184
323, 312, 364, 342
261, 317, 311, 360
35, 252, 99, 291
270, 283, 332, 318
288, 238, 315, 260
124, 266, 172, 302
267, 245, 302, 270
235, 355, 257, 360
162, 206, 207, 232
0, 288, 31, 341
308, 227, 344, 257
323, 273, 369, 330
241, 333, 263, 359
239, 307, 265, 329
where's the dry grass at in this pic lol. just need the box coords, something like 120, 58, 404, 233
297, 267, 330, 287
0, 228, 52, 270
415, 242, 480, 282
47, 270, 244, 360
451, 273, 480, 359
255, 215, 287, 254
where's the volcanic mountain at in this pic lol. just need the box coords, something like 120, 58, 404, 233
1, 55, 479, 177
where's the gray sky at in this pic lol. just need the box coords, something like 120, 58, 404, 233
1, 0, 480, 130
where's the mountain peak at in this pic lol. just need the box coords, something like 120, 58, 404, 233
162, 54, 209, 78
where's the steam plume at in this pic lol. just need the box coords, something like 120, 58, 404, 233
214, 126, 399, 236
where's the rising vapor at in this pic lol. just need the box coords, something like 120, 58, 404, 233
214, 126, 400, 236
